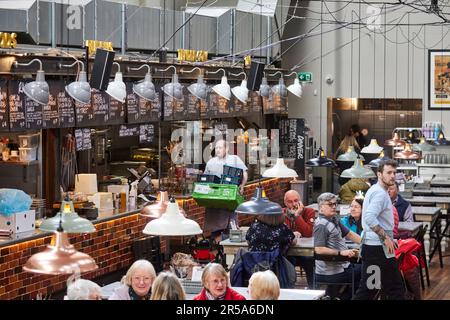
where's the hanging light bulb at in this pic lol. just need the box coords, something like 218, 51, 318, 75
337, 146, 365, 162
143, 198, 202, 236
434, 130, 450, 146
235, 187, 283, 215
206, 68, 231, 100
306, 147, 336, 167
258, 76, 270, 98
181, 67, 208, 101
140, 191, 185, 218
14, 59, 49, 105
394, 143, 421, 160
361, 139, 383, 154
287, 78, 303, 98
412, 137, 436, 152
230, 71, 249, 104
60, 60, 91, 104
39, 197, 96, 233
106, 62, 126, 103
340, 156, 376, 179
129, 64, 157, 101
384, 132, 405, 146
369, 150, 391, 167
262, 158, 298, 178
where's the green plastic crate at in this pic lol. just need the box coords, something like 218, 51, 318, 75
192, 183, 244, 210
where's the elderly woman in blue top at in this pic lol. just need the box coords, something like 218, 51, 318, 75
353, 159, 406, 300
341, 196, 363, 235
313, 192, 362, 300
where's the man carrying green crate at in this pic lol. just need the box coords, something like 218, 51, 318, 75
203, 139, 248, 242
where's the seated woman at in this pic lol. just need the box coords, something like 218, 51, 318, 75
248, 270, 280, 300
66, 279, 102, 300
246, 213, 297, 254
193, 263, 246, 300
150, 272, 186, 300
341, 195, 363, 235
109, 260, 156, 300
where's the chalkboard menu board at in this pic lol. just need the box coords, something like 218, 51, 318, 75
24, 96, 43, 130
75, 99, 95, 127
119, 124, 140, 137
91, 89, 109, 124
250, 92, 262, 113
139, 124, 155, 143
185, 93, 202, 120
279, 118, 306, 179
58, 83, 76, 128
232, 97, 249, 117
42, 81, 60, 129
75, 128, 92, 151
8, 81, 26, 131
126, 83, 161, 124
172, 90, 187, 121
108, 95, 125, 125
0, 81, 8, 131
163, 94, 174, 121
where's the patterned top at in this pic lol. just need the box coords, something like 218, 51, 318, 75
246, 220, 295, 253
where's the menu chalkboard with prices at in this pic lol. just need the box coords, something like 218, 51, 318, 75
58, 89, 76, 128
186, 93, 202, 120
279, 118, 306, 179
108, 94, 125, 125
250, 91, 262, 113
205, 92, 223, 118
126, 87, 140, 123
0, 81, 8, 131
119, 124, 140, 137
24, 95, 43, 130
163, 94, 174, 120
42, 81, 60, 128
172, 91, 187, 121
139, 124, 155, 143
8, 81, 26, 131
75, 128, 92, 151
91, 89, 109, 124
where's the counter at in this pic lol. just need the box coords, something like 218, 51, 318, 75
0, 178, 291, 300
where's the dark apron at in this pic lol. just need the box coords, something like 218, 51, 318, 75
204, 207, 238, 233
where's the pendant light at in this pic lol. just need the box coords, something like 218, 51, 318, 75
306, 147, 336, 167
340, 156, 376, 179
206, 68, 231, 100
412, 137, 436, 152
361, 139, 383, 154
433, 130, 450, 146
258, 76, 270, 98
159, 65, 184, 101
285, 71, 303, 98
262, 158, 298, 178
230, 71, 249, 104
181, 67, 208, 101
384, 132, 405, 146
143, 198, 202, 236
24, 218, 97, 275
13, 59, 49, 105
60, 60, 91, 104
394, 143, 421, 160
266, 71, 287, 98
337, 146, 365, 161
106, 62, 126, 103
129, 64, 157, 101
140, 190, 186, 218
235, 187, 283, 215
369, 151, 391, 167
39, 197, 96, 233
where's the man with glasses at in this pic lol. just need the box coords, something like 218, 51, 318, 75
354, 159, 405, 300
314, 192, 362, 299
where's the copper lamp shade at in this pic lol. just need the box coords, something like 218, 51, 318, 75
384, 132, 406, 147
394, 144, 421, 160
140, 191, 185, 218
23, 232, 98, 275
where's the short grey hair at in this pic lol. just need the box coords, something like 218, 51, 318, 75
66, 279, 101, 300
317, 192, 338, 206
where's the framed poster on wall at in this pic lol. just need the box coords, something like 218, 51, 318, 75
429, 49, 450, 110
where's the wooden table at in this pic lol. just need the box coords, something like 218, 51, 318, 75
220, 237, 314, 266
411, 206, 442, 261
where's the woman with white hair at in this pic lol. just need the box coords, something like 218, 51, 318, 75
66, 279, 102, 300
193, 263, 245, 300
248, 270, 280, 300
109, 259, 156, 300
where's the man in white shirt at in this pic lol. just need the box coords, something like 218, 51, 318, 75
203, 139, 248, 240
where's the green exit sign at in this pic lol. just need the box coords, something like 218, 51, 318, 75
298, 72, 313, 82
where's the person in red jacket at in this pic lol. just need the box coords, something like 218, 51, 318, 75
283, 190, 316, 288
193, 263, 246, 301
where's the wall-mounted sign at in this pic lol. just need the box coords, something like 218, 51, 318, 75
177, 49, 208, 62
0, 32, 17, 49
85, 40, 113, 55
298, 72, 313, 82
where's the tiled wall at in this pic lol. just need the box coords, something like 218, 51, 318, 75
0, 178, 290, 300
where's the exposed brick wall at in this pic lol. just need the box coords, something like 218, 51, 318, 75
0, 178, 290, 300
